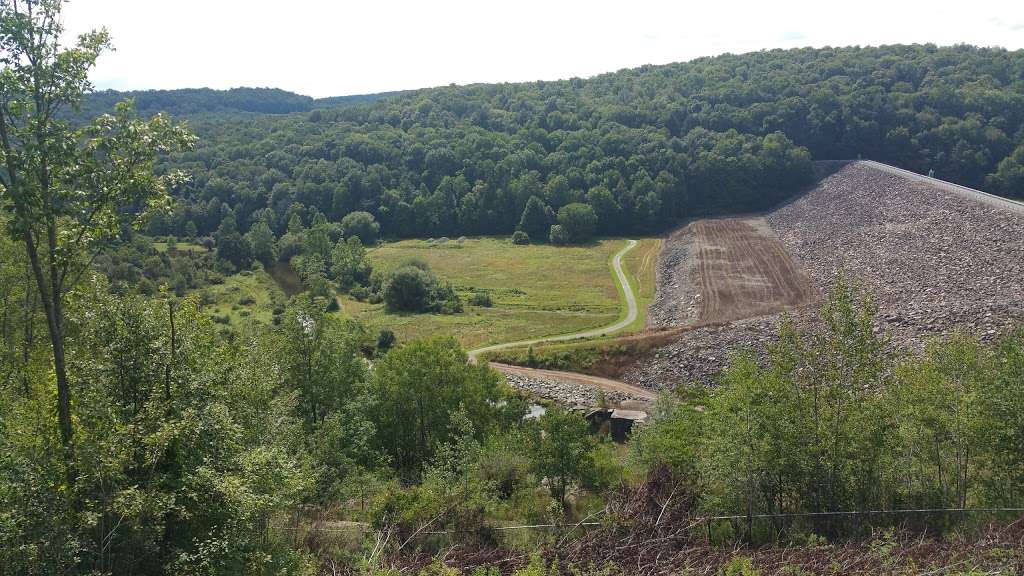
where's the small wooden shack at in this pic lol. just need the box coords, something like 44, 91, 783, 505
585, 408, 648, 442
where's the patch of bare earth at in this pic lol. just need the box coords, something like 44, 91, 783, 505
627, 161, 1024, 389
693, 217, 816, 323
649, 217, 815, 328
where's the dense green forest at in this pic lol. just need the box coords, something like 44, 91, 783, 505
3, 1, 1024, 573
123, 44, 1024, 246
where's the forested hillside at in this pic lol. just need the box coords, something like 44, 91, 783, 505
139, 44, 1024, 241
78, 86, 403, 117
5, 0, 1024, 571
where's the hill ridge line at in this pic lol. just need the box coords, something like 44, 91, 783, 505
858, 160, 1024, 215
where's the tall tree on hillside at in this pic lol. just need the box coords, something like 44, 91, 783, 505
556, 202, 598, 242
0, 0, 193, 484
517, 195, 549, 241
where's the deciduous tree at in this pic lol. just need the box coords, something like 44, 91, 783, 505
0, 0, 193, 483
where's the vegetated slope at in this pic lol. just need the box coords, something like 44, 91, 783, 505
627, 161, 1024, 389
134, 45, 1024, 247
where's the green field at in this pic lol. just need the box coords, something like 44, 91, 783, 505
153, 240, 207, 253
338, 237, 659, 349
621, 237, 661, 332
199, 268, 285, 326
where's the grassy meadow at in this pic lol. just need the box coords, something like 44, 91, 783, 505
338, 236, 660, 349
199, 268, 285, 326
153, 240, 207, 253
189, 236, 661, 349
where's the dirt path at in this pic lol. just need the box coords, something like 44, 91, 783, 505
468, 239, 650, 402
468, 239, 638, 358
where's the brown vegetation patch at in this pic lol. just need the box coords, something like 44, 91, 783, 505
691, 217, 816, 323
376, 468, 1024, 575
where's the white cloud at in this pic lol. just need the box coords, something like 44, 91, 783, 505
62, 0, 1024, 98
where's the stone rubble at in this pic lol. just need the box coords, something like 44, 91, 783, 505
503, 373, 640, 406
647, 228, 700, 327
625, 161, 1024, 389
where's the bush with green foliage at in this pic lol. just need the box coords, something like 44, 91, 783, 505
331, 236, 373, 290
630, 277, 1024, 542
0, 289, 315, 575
370, 337, 507, 478
556, 203, 598, 243
383, 265, 434, 312
383, 261, 462, 314
376, 328, 396, 352
528, 407, 596, 508
548, 224, 570, 245
517, 196, 551, 240
340, 211, 381, 245
511, 230, 530, 245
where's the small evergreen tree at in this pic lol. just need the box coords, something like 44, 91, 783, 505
517, 196, 550, 241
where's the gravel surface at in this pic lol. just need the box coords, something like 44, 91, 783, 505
647, 227, 699, 327
504, 373, 642, 406
769, 161, 1024, 343
626, 161, 1024, 389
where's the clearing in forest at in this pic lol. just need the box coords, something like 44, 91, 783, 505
338, 237, 659, 349
690, 217, 816, 323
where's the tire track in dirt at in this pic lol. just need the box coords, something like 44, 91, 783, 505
692, 218, 816, 324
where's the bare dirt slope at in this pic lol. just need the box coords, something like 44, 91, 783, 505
628, 161, 1024, 390
693, 217, 815, 323
648, 217, 816, 326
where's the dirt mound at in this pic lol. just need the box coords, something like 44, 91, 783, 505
629, 161, 1024, 389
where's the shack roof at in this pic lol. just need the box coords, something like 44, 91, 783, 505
610, 409, 648, 422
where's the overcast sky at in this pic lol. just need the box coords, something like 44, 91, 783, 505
63, 0, 1024, 98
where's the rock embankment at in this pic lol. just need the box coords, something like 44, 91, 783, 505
628, 161, 1024, 389
768, 161, 1024, 343
504, 373, 640, 406
647, 228, 699, 327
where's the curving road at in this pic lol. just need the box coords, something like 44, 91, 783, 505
468, 239, 639, 360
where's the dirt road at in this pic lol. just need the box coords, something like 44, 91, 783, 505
468, 239, 651, 403
493, 363, 657, 401
468, 239, 638, 359
862, 160, 1024, 216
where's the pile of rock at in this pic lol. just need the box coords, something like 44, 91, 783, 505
767, 161, 1024, 348
504, 373, 639, 406
627, 162, 1024, 390
647, 228, 699, 327
624, 313, 800, 388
